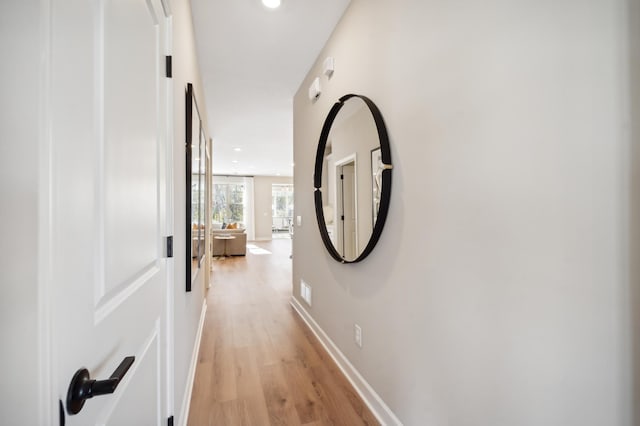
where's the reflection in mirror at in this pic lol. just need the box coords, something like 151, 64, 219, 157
195, 125, 206, 259
314, 94, 392, 263
186, 83, 208, 291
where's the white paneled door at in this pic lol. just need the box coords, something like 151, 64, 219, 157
50, 0, 171, 424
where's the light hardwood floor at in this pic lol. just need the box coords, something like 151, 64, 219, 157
188, 239, 379, 426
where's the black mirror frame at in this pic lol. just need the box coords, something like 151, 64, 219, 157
313, 94, 393, 263
185, 83, 206, 291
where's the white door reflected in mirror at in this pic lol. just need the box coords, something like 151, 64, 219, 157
321, 97, 378, 261
336, 157, 357, 259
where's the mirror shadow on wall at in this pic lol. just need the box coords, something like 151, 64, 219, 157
314, 94, 392, 263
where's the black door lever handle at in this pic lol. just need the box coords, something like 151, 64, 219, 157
66, 356, 135, 415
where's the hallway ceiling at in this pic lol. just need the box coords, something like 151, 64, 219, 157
191, 0, 351, 177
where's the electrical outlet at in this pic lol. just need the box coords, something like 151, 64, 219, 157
354, 324, 362, 348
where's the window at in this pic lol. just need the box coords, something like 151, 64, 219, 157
212, 183, 245, 224
272, 184, 294, 233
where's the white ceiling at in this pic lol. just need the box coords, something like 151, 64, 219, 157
191, 0, 351, 177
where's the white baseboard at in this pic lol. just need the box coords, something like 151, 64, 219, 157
179, 299, 207, 426
289, 297, 403, 426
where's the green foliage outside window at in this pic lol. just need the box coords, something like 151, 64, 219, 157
213, 183, 245, 224
272, 184, 293, 232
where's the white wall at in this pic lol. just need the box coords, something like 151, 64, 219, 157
293, 0, 639, 424
0, 1, 42, 424
171, 0, 208, 423
254, 176, 293, 240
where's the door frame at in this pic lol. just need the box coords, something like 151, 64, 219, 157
162, 2, 176, 420
37, 0, 56, 421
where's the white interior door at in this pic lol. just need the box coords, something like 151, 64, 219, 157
50, 0, 171, 424
336, 158, 357, 260
342, 162, 357, 259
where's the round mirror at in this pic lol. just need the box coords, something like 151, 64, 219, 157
314, 94, 392, 263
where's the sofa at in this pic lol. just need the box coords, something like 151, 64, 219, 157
211, 228, 247, 256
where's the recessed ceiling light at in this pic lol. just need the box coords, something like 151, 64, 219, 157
233, 147, 242, 152
262, 0, 281, 9
232, 160, 239, 164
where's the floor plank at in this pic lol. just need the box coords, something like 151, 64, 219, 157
187, 239, 379, 426
259, 363, 303, 425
